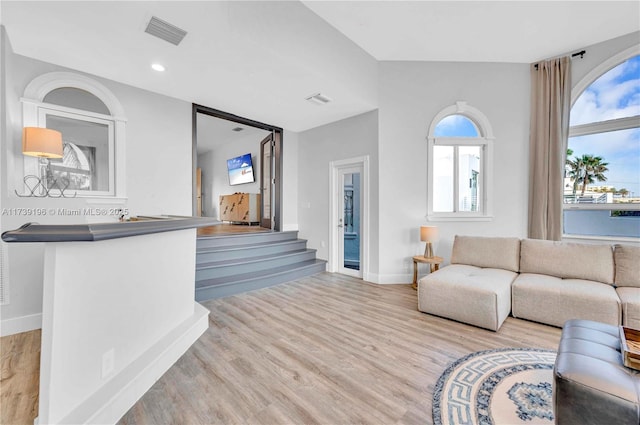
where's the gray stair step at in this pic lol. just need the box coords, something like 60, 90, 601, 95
194, 230, 325, 302
195, 259, 327, 301
196, 239, 308, 262
196, 249, 318, 280
197, 230, 298, 249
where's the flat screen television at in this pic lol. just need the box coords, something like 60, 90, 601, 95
227, 153, 255, 185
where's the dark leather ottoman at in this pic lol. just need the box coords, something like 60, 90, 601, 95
553, 319, 640, 425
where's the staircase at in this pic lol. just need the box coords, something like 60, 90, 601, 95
195, 231, 327, 301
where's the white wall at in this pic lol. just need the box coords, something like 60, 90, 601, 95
1, 34, 193, 335
371, 32, 640, 283
197, 128, 300, 230
38, 230, 207, 424
571, 31, 639, 99
282, 130, 299, 231
196, 132, 264, 219
376, 61, 531, 283
196, 151, 215, 217
297, 111, 379, 270
1, 28, 8, 310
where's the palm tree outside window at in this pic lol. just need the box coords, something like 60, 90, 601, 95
564, 53, 640, 238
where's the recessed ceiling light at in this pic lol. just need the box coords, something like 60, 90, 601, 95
151, 63, 166, 72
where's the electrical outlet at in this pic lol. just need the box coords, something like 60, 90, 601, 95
102, 348, 115, 378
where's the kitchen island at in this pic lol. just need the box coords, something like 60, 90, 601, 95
2, 216, 219, 424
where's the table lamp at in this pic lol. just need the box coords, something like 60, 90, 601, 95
22, 127, 63, 193
420, 225, 439, 258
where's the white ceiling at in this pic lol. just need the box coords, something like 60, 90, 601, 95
2, 1, 639, 132
303, 1, 640, 62
196, 113, 271, 154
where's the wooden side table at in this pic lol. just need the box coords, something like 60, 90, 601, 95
412, 255, 443, 290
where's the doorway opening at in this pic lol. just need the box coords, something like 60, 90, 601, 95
329, 156, 369, 279
192, 104, 283, 231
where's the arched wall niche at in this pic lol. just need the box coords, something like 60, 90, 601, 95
20, 71, 126, 199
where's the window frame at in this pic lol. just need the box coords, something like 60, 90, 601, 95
20, 71, 127, 200
427, 101, 494, 221
563, 46, 640, 215
37, 106, 116, 197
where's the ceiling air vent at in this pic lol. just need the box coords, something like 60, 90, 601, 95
305, 93, 333, 105
145, 16, 187, 46
232, 127, 244, 132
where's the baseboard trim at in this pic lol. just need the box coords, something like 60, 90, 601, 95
365, 272, 413, 285
52, 302, 210, 425
0, 313, 42, 337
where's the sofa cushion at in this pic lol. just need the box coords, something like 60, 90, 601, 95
450, 235, 521, 272
519, 239, 614, 284
512, 273, 621, 327
418, 264, 516, 331
617, 287, 640, 329
614, 244, 640, 288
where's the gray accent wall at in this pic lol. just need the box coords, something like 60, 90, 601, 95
297, 110, 380, 275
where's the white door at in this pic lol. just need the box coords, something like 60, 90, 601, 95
338, 166, 363, 277
330, 156, 369, 279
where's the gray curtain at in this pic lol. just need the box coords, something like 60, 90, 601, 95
528, 57, 571, 241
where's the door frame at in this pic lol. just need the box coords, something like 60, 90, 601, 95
192, 104, 283, 231
259, 133, 275, 229
329, 156, 370, 279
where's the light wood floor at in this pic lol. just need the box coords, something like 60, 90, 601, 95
1, 273, 562, 425
0, 329, 40, 424
197, 223, 271, 237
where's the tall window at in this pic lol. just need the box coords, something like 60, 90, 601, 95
564, 51, 640, 239
428, 102, 494, 220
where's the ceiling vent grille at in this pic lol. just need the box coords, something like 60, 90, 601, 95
145, 16, 187, 46
305, 93, 333, 105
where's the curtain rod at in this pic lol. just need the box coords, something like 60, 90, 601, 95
534, 50, 586, 70
571, 50, 586, 59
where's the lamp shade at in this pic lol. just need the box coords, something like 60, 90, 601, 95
22, 127, 63, 158
420, 225, 439, 242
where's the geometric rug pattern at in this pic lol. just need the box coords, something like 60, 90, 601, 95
433, 348, 557, 425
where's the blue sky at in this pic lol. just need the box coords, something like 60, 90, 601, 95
569, 55, 640, 197
434, 115, 479, 137
433, 58, 639, 197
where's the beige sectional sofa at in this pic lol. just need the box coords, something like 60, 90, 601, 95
615, 244, 640, 329
512, 239, 620, 327
417, 236, 520, 331
417, 235, 640, 331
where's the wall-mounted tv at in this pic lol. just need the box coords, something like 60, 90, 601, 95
227, 153, 255, 185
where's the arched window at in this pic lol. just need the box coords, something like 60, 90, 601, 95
427, 101, 494, 220
21, 72, 126, 198
564, 47, 640, 239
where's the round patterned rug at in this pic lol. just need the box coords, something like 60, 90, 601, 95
433, 348, 557, 425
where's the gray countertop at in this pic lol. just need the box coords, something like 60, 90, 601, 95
1, 216, 221, 242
